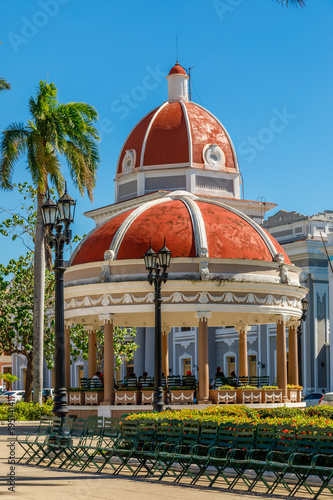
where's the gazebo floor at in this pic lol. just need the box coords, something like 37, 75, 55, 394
68, 401, 306, 419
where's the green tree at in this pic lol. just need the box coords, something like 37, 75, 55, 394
0, 252, 55, 401
70, 325, 138, 374
0, 81, 100, 404
0, 78, 11, 91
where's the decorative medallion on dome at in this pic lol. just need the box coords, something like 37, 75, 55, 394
122, 149, 136, 173
203, 144, 225, 170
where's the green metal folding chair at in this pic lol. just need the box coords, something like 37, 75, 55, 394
248, 424, 296, 493
96, 419, 139, 474
147, 419, 183, 479
245, 422, 276, 492
157, 419, 201, 482
266, 426, 318, 494
225, 422, 257, 490
311, 427, 333, 500
80, 417, 120, 471
25, 416, 63, 465
173, 420, 218, 483
191, 422, 237, 487
17, 415, 51, 463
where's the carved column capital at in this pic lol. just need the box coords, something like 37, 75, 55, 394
276, 315, 290, 325
234, 324, 251, 334
196, 311, 212, 322
98, 313, 114, 324
287, 320, 300, 329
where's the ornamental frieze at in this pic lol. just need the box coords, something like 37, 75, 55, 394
64, 291, 302, 310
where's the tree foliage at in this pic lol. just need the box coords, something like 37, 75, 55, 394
0, 252, 55, 400
70, 325, 138, 371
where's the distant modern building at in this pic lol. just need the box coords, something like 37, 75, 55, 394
263, 210, 333, 393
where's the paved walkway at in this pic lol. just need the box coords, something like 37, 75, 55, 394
0, 422, 326, 500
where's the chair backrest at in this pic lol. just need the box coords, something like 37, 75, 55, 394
182, 375, 196, 389
36, 415, 51, 434
80, 377, 90, 389
198, 421, 218, 447
123, 377, 137, 388
234, 423, 256, 450
163, 419, 183, 447
155, 419, 171, 443
89, 377, 103, 389
181, 419, 200, 447
121, 420, 139, 440
137, 419, 156, 444
216, 422, 237, 448
103, 417, 120, 438
50, 416, 63, 435
258, 376, 270, 387
167, 375, 182, 388
86, 415, 104, 438
316, 426, 333, 455
138, 376, 153, 388
238, 376, 249, 386
254, 423, 276, 451
295, 425, 320, 454
274, 424, 297, 453
249, 376, 259, 387
70, 418, 87, 438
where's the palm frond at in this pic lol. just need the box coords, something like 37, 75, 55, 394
0, 77, 11, 91
0, 124, 27, 189
276, 0, 306, 6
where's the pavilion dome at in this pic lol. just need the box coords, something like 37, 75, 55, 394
71, 192, 290, 266
116, 62, 239, 182
116, 100, 239, 177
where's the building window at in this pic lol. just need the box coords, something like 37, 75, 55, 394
227, 356, 235, 376
248, 355, 257, 377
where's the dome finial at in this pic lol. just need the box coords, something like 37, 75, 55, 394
166, 62, 189, 101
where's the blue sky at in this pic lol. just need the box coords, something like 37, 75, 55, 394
0, 0, 332, 264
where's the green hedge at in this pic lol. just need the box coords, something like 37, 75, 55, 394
0, 400, 53, 421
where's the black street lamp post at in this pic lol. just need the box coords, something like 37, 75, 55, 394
41, 185, 76, 419
144, 240, 171, 412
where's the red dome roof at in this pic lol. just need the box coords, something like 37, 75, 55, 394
116, 101, 238, 176
168, 63, 187, 75
71, 194, 290, 266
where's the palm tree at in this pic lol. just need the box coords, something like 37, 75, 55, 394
0, 78, 11, 91
0, 81, 100, 403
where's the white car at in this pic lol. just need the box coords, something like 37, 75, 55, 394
319, 392, 333, 407
0, 390, 25, 404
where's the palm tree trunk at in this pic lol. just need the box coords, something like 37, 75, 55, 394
32, 190, 45, 404
25, 353, 33, 403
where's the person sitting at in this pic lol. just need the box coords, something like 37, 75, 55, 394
215, 367, 225, 378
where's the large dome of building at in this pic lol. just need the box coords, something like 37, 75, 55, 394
71, 192, 290, 266
114, 63, 241, 204
116, 101, 238, 175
